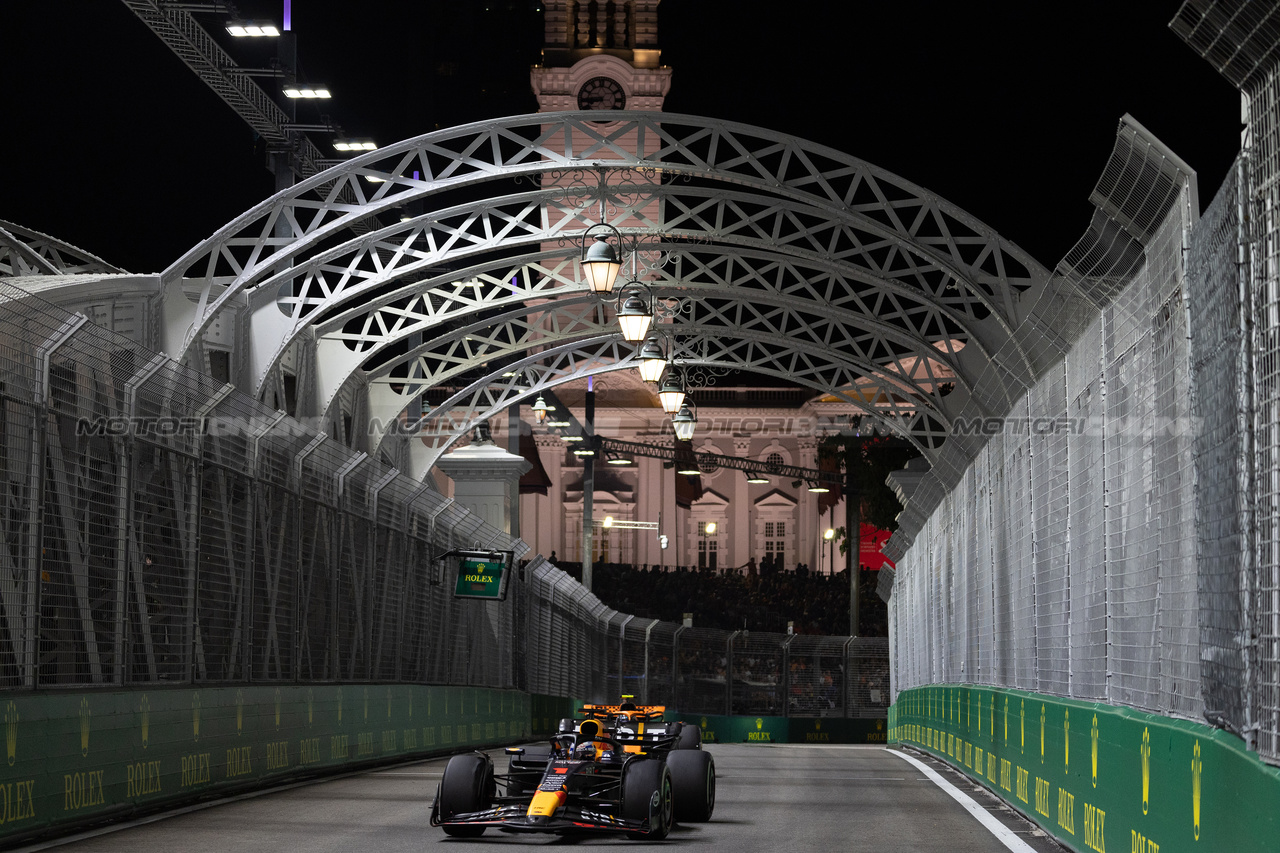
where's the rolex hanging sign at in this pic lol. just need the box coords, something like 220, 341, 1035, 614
447, 550, 512, 600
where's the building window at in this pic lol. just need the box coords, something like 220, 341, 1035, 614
697, 535, 718, 570
764, 520, 786, 569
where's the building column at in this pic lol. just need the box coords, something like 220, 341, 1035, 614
436, 431, 532, 537
732, 437, 753, 570
797, 437, 818, 570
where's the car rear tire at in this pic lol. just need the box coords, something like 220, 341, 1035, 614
439, 753, 493, 837
621, 759, 673, 840
676, 722, 702, 749
667, 749, 716, 822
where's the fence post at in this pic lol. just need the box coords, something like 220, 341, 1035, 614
618, 614, 633, 700
29, 314, 88, 687
672, 625, 685, 711
295, 434, 328, 678
783, 634, 796, 718
122, 354, 171, 684
726, 631, 740, 715
842, 637, 855, 718
643, 619, 656, 705
248, 411, 286, 682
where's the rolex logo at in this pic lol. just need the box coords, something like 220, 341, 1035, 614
1192, 740, 1202, 840
1064, 708, 1070, 772
1090, 714, 1098, 788
755, 718, 763, 730
79, 697, 91, 757
1040, 704, 1046, 763
193, 692, 201, 742
141, 695, 151, 749
5, 701, 18, 766
1141, 727, 1151, 814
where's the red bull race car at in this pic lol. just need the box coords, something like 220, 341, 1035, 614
430, 700, 715, 839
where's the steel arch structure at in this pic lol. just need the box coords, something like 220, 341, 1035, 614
160, 112, 1068, 479
0, 219, 125, 277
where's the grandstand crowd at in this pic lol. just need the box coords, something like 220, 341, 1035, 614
557, 560, 889, 637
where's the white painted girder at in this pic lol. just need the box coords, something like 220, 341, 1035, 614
158, 112, 1063, 476
396, 337, 943, 478
164, 112, 1048, 353
234, 183, 1039, 400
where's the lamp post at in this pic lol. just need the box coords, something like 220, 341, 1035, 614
824, 526, 836, 576
582, 381, 596, 591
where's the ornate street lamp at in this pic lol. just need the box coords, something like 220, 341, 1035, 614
531, 395, 552, 424
580, 223, 623, 294
636, 336, 667, 383
615, 283, 654, 342
657, 370, 686, 414
671, 400, 697, 441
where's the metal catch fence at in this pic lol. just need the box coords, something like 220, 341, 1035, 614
0, 280, 526, 691
519, 559, 890, 718
887, 96, 1280, 768
0, 280, 892, 716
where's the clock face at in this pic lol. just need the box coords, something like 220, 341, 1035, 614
578, 76, 626, 111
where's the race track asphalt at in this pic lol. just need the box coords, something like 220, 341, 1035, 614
23, 744, 1065, 853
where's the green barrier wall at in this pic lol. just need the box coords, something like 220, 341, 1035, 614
674, 714, 888, 745
0, 685, 532, 846
890, 685, 1280, 853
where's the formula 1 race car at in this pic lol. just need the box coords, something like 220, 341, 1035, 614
430, 701, 715, 839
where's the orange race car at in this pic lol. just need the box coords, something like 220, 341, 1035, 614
430, 699, 714, 839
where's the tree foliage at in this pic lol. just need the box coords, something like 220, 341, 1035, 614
819, 425, 920, 551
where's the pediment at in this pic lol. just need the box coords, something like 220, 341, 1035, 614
753, 488, 798, 507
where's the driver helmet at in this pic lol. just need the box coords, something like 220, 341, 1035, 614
575, 740, 596, 759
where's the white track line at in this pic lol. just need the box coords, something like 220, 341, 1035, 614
891, 750, 1038, 853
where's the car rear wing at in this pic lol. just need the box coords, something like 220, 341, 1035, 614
579, 704, 666, 721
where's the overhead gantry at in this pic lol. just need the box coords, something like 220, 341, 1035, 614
158, 112, 1079, 488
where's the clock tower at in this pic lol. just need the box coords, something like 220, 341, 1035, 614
531, 1, 672, 113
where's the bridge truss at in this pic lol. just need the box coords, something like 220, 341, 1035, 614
157, 111, 1085, 499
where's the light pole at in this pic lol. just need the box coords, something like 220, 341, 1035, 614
824, 526, 836, 576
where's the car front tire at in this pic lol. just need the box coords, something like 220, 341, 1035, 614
438, 753, 493, 837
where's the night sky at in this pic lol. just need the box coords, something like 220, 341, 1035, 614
1, 1, 1241, 276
